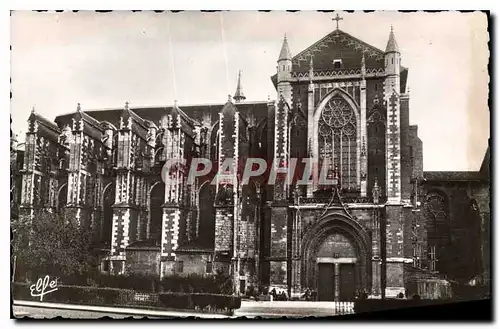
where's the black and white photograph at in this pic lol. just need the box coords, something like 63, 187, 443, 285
9, 9, 491, 320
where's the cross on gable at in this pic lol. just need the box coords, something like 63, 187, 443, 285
332, 13, 343, 30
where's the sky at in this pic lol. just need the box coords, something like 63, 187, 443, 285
10, 11, 489, 171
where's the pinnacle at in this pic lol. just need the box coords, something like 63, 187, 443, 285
233, 70, 246, 103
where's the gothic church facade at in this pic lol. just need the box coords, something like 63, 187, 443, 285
12, 24, 490, 300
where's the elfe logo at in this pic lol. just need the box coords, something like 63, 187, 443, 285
29, 275, 58, 302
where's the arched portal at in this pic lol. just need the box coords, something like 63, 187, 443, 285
301, 213, 371, 301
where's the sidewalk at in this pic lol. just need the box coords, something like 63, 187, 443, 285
13, 300, 230, 319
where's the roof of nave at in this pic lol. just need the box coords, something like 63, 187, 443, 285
54, 100, 271, 131
423, 171, 485, 182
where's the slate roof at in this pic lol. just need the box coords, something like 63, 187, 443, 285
278, 35, 292, 61
385, 27, 399, 53
54, 101, 271, 131
423, 171, 483, 182
176, 240, 213, 253
29, 111, 61, 133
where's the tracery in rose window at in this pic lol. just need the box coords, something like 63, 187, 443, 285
318, 96, 358, 190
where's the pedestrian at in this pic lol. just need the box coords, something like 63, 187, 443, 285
270, 288, 277, 301
303, 288, 311, 301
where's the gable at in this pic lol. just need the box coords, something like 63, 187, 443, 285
271, 29, 409, 91
291, 29, 385, 73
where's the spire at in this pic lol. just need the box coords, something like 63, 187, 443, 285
124, 101, 130, 111
385, 25, 399, 53
278, 34, 292, 61
77, 103, 82, 112
31, 105, 35, 114
233, 70, 246, 103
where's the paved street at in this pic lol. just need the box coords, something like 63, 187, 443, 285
13, 300, 352, 319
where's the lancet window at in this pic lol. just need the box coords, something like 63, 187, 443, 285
318, 96, 358, 190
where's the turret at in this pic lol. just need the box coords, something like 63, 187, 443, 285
383, 25, 402, 204
384, 25, 401, 79
277, 34, 293, 106
277, 34, 292, 82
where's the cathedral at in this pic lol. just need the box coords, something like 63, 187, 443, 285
11, 21, 490, 301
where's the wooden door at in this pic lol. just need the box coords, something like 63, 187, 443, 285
339, 263, 356, 301
318, 263, 335, 301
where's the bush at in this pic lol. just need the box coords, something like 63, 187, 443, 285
94, 273, 160, 292
11, 282, 31, 300
158, 292, 191, 309
160, 270, 233, 294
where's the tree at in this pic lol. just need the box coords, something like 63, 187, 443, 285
11, 209, 97, 283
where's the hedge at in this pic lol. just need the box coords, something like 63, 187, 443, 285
40, 272, 231, 294
11, 282, 241, 313
160, 272, 233, 294
158, 292, 240, 311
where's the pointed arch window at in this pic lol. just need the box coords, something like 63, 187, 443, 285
318, 95, 358, 190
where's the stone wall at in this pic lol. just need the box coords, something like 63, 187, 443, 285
270, 206, 287, 258
161, 207, 180, 258
214, 207, 233, 252
126, 249, 160, 276
176, 253, 212, 276
422, 180, 489, 283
